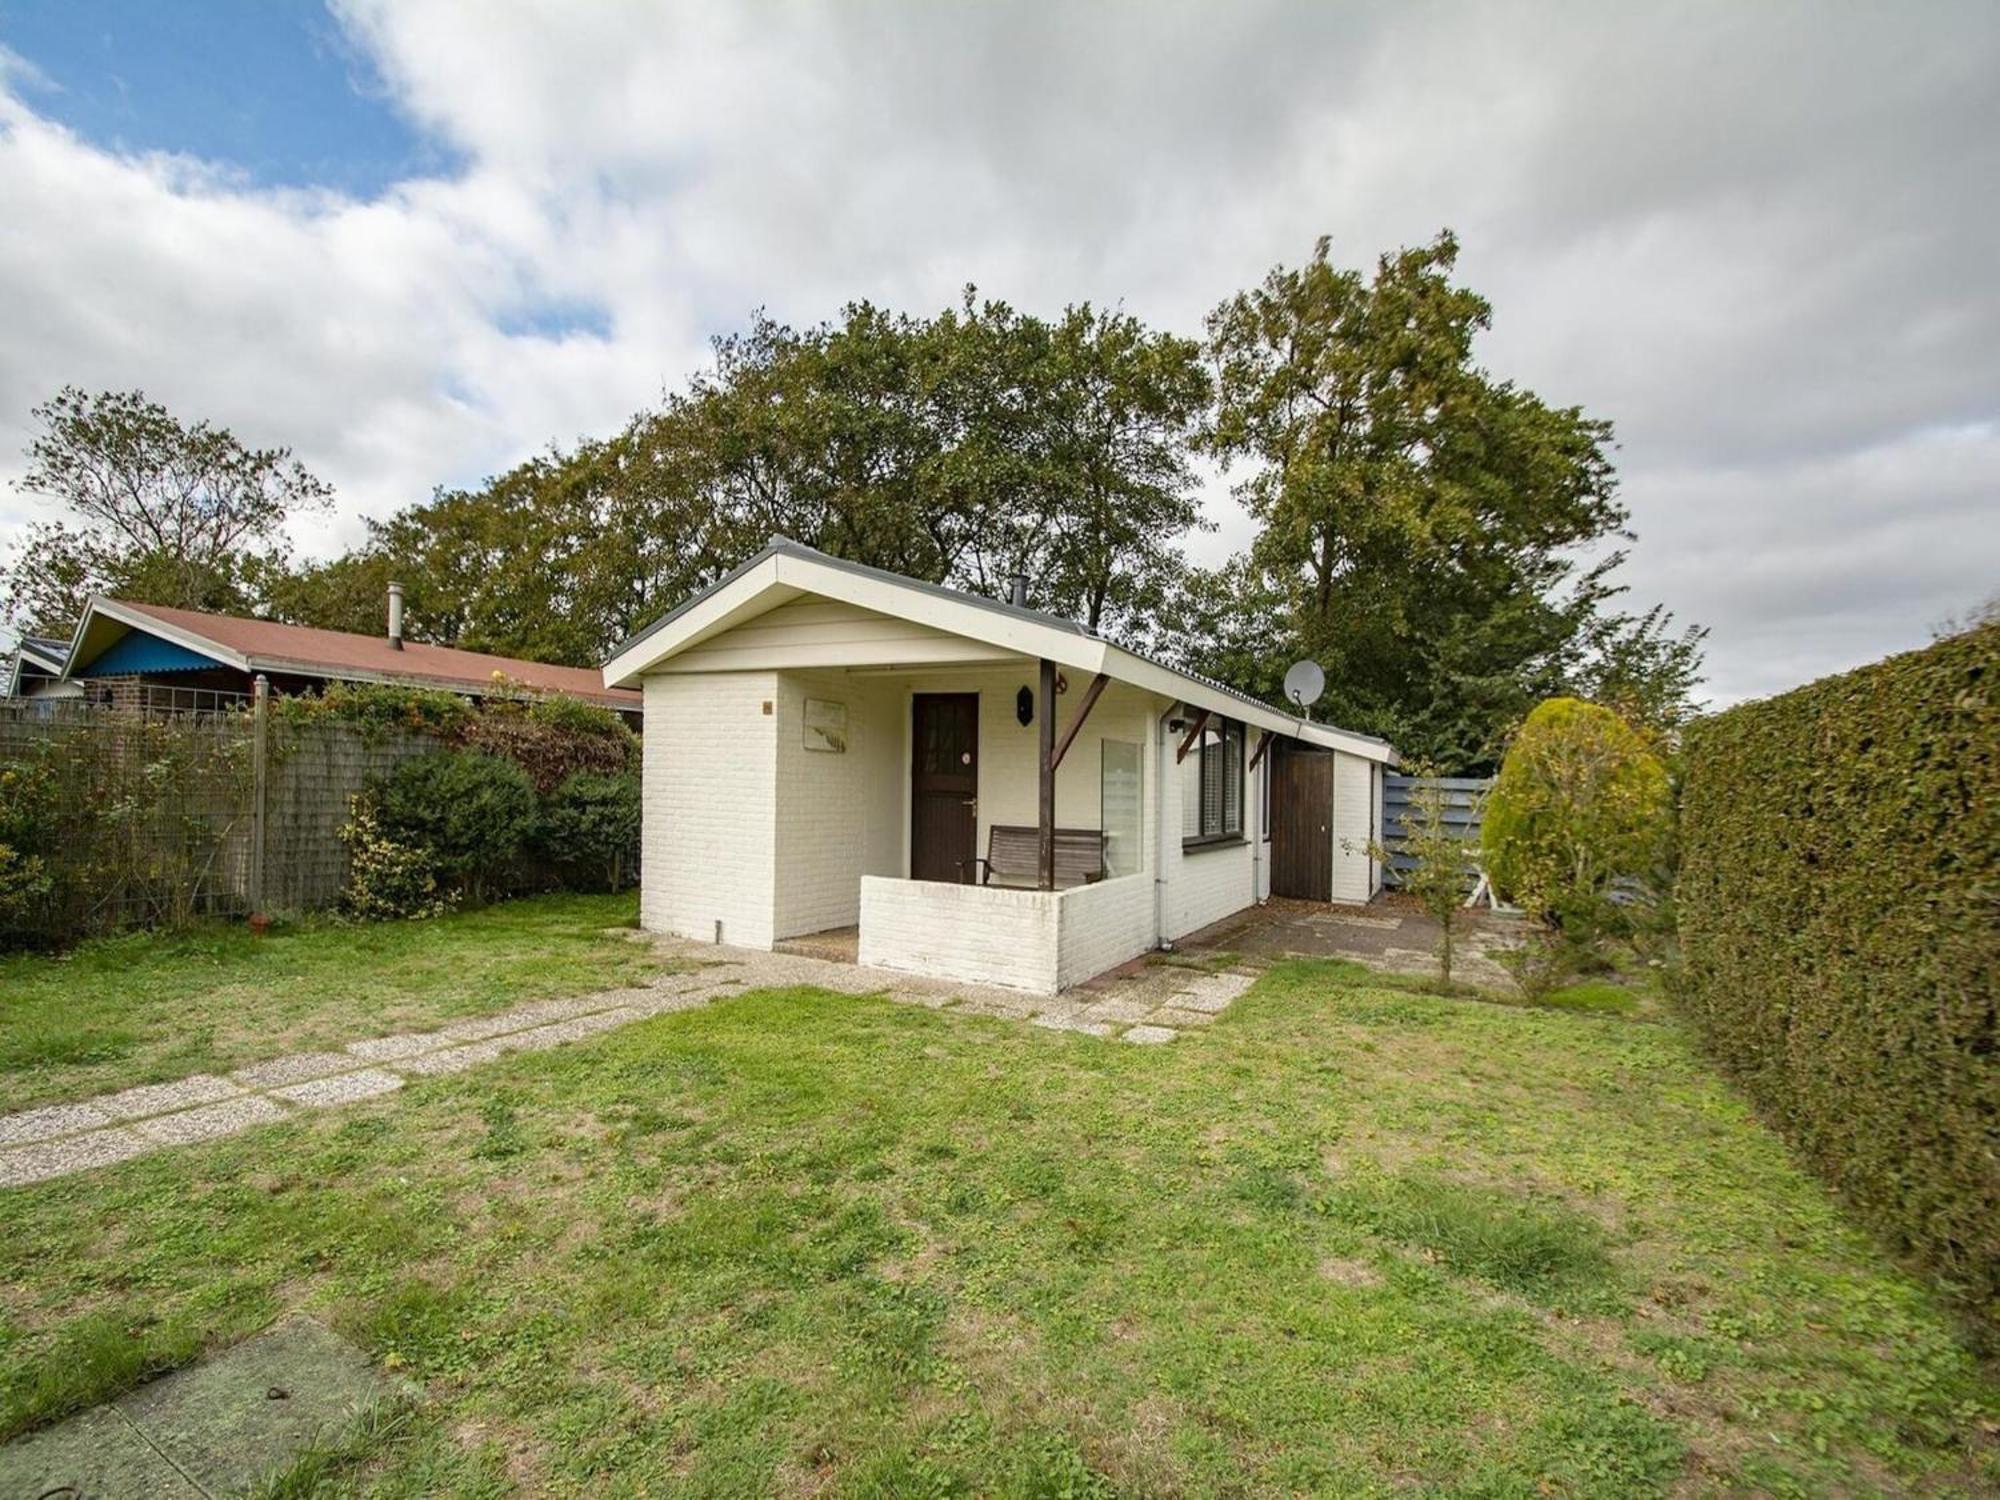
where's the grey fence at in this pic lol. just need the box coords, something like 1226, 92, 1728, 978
2, 696, 441, 940
1380, 773, 1492, 887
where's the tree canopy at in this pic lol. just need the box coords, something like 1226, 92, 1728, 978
1, 387, 331, 637
4, 237, 1702, 765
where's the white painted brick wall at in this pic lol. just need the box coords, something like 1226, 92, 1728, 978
641, 671, 779, 948
859, 875, 1062, 991
1054, 873, 1156, 990
1160, 726, 1261, 940
772, 672, 900, 939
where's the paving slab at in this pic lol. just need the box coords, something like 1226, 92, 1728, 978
344, 1031, 443, 1063
1121, 1025, 1180, 1045
1148, 1006, 1219, 1027
398, 1038, 510, 1077
499, 1007, 644, 1053
1031, 1014, 1115, 1037
231, 1050, 361, 1089
0, 1098, 112, 1146
1078, 996, 1160, 1024
134, 1094, 291, 1146
116, 1319, 413, 1496
273, 1068, 405, 1108
97, 1074, 243, 1121
0, 1402, 201, 1499
0, 1125, 157, 1187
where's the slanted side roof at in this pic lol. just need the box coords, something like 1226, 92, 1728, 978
67, 599, 641, 710
603, 538, 1395, 763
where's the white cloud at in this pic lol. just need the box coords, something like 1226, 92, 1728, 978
0, 0, 1994, 704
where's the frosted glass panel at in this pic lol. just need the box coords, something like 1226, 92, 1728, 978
1102, 741, 1143, 877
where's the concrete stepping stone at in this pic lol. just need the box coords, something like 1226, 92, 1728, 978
1149, 1006, 1218, 1027
0, 1319, 412, 1500
134, 1094, 290, 1146
97, 1074, 242, 1120
272, 1068, 404, 1108
1120, 1025, 1180, 1045
1031, 1014, 1114, 1037
397, 1038, 510, 1077
345, 1031, 444, 1063
231, 1050, 360, 1089
0, 1125, 157, 1187
1079, 995, 1159, 1024
0, 1099, 112, 1147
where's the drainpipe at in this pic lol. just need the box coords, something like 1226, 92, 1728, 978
1153, 704, 1175, 951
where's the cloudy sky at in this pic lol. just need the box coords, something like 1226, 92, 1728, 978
0, 1, 1994, 702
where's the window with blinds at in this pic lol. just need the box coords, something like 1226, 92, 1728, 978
1183, 716, 1245, 848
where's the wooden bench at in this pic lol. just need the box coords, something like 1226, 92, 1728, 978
964, 825, 1107, 888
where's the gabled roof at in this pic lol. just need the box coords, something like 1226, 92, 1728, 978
66, 598, 641, 710
12, 636, 66, 676
604, 538, 1395, 763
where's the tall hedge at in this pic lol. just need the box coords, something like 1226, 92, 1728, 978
1677, 621, 1998, 1324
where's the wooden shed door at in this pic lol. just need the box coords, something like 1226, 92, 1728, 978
1271, 742, 1333, 901
911, 694, 978, 882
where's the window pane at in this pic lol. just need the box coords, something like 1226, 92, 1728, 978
1102, 741, 1142, 877
1223, 724, 1243, 835
1201, 726, 1224, 835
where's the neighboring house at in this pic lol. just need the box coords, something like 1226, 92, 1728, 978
46, 594, 641, 721
1, 634, 78, 702
603, 537, 1394, 995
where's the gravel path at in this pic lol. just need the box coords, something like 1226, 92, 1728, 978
1, 934, 1260, 1188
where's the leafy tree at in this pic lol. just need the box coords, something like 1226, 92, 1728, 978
1482, 697, 1671, 950
277, 295, 1211, 660
1, 387, 332, 635
1200, 233, 1697, 767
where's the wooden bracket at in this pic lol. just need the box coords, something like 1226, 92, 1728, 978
1247, 730, 1274, 773
1049, 672, 1111, 771
1175, 708, 1211, 764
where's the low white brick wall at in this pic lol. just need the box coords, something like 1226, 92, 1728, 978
1055, 873, 1156, 990
859, 872, 1158, 994
860, 877, 1061, 991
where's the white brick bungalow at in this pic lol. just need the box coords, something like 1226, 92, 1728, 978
603, 539, 1395, 994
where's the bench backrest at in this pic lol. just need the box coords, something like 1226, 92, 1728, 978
986, 824, 1106, 886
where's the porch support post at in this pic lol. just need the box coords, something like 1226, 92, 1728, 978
1038, 656, 1057, 890
1049, 671, 1110, 771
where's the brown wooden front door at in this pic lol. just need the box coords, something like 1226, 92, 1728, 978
1270, 741, 1333, 901
911, 693, 979, 883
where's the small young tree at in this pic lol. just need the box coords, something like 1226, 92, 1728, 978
1482, 697, 1671, 992
1370, 770, 1481, 985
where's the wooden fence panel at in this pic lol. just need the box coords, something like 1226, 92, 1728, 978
1380, 773, 1491, 887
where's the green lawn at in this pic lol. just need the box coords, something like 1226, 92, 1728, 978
1, 955, 1993, 1496
0, 893, 662, 1110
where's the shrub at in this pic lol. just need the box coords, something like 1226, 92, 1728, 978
338, 795, 454, 921
375, 751, 538, 903
535, 771, 641, 892
1677, 621, 1998, 1327
461, 704, 636, 795
273, 681, 472, 740
1484, 697, 1671, 946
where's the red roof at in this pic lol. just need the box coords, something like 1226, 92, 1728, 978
112, 600, 639, 709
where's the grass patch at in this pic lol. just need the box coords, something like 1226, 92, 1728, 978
1323, 1172, 1615, 1301
0, 892, 661, 1109
0, 958, 1992, 1494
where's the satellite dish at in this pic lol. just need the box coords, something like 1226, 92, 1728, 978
1283, 660, 1325, 715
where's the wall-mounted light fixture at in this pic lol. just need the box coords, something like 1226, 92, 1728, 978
1016, 685, 1034, 726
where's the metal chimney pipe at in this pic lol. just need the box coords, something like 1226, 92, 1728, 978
1008, 572, 1029, 609
387, 581, 405, 650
